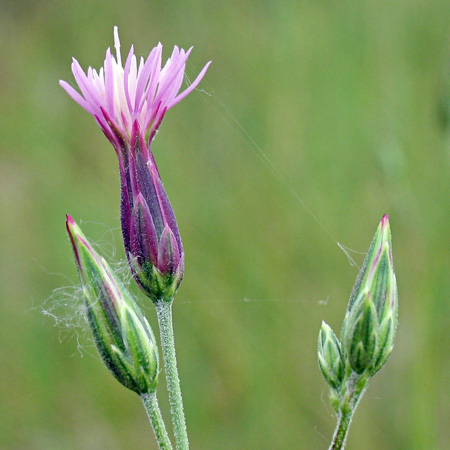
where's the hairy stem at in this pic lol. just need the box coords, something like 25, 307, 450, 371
155, 300, 189, 450
328, 407, 355, 450
328, 374, 367, 450
141, 392, 173, 450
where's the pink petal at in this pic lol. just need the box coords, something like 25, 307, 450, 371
168, 61, 211, 108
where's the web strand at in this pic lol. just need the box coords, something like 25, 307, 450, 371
184, 68, 359, 261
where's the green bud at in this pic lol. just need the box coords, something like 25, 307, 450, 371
66, 215, 159, 394
318, 321, 345, 390
341, 215, 398, 376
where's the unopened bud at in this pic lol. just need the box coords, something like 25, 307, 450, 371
341, 215, 398, 376
318, 321, 345, 390
66, 215, 159, 394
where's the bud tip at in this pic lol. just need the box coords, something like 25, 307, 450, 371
66, 214, 80, 265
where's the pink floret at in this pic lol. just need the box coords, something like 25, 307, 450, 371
60, 26, 211, 146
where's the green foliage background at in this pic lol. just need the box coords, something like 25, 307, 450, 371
0, 0, 449, 448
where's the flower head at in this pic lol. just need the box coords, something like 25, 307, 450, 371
61, 28, 210, 301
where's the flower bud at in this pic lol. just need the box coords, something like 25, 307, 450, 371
318, 321, 345, 390
66, 215, 159, 394
341, 215, 398, 376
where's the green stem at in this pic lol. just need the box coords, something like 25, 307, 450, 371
141, 392, 173, 450
328, 407, 355, 450
155, 300, 189, 450
328, 375, 367, 450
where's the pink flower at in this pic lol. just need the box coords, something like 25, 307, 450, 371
60, 26, 210, 148
61, 28, 210, 301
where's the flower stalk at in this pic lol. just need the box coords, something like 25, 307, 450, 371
141, 392, 174, 450
155, 300, 189, 450
327, 372, 367, 450
328, 405, 354, 450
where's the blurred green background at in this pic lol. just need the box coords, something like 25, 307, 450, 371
1, 0, 449, 449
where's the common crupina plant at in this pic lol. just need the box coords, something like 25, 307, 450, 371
58, 26, 399, 450
318, 215, 399, 450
